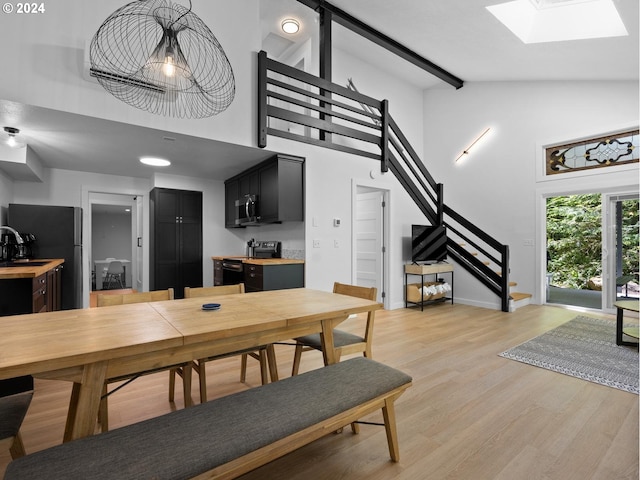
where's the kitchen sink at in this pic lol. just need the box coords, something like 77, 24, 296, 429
0, 261, 50, 267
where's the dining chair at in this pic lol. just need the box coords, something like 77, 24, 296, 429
291, 282, 377, 376
96, 288, 194, 432
173, 283, 278, 403
104, 260, 124, 289
0, 375, 34, 459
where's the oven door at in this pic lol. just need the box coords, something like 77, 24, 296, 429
222, 259, 244, 285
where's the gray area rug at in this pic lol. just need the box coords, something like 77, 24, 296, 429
499, 316, 639, 394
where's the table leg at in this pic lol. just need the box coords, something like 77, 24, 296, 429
616, 306, 624, 346
63, 360, 108, 442
320, 317, 342, 365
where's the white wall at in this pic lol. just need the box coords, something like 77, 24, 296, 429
92, 210, 131, 262
423, 80, 639, 309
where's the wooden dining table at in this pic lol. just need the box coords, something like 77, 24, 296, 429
0, 288, 382, 442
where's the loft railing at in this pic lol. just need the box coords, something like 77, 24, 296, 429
258, 51, 511, 311
258, 51, 389, 166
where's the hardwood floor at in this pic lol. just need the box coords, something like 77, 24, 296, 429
1, 303, 637, 479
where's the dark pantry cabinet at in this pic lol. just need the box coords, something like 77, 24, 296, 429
150, 188, 203, 299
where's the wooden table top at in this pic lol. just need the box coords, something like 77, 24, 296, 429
0, 302, 183, 380
149, 288, 381, 343
0, 288, 382, 380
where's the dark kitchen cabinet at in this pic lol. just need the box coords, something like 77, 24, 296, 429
150, 188, 203, 299
32, 273, 47, 313
225, 154, 304, 227
0, 264, 63, 317
46, 264, 63, 312
213, 259, 223, 286
258, 155, 304, 224
224, 179, 240, 228
244, 263, 304, 293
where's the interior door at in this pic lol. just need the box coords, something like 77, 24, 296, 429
135, 195, 143, 292
355, 188, 386, 303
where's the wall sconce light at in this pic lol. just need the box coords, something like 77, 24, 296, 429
281, 18, 300, 34
455, 127, 491, 162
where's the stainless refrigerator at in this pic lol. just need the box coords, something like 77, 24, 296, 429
8, 204, 83, 310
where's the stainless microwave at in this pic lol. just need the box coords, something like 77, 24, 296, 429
235, 194, 260, 225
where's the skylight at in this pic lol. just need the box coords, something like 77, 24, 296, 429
486, 0, 628, 44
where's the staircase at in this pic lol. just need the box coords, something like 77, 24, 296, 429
257, 51, 531, 312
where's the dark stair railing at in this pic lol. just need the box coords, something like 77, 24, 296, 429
258, 51, 511, 312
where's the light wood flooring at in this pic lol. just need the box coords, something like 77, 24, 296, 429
1, 303, 638, 479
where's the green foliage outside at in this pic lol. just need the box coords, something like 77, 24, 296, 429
546, 194, 639, 290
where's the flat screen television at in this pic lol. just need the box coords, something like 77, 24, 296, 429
411, 224, 447, 263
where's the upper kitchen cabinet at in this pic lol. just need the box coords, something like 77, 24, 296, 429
225, 154, 304, 228
150, 188, 203, 298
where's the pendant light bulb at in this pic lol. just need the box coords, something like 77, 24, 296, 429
162, 47, 176, 77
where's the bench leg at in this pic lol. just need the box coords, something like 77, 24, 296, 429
382, 398, 400, 462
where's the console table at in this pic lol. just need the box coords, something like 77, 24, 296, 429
405, 262, 454, 311
614, 300, 639, 346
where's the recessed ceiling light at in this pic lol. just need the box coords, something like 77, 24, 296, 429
3, 126, 24, 148
281, 18, 300, 34
487, 0, 628, 43
140, 156, 171, 167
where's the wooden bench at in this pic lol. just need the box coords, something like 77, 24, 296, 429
4, 358, 412, 480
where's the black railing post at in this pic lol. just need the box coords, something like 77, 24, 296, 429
381, 99, 389, 172
319, 7, 332, 142
501, 245, 510, 312
258, 50, 268, 148
437, 183, 444, 225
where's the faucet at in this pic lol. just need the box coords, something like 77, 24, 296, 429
0, 226, 24, 244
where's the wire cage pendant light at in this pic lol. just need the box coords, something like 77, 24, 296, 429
89, 0, 235, 119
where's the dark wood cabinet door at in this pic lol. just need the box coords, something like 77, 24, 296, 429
239, 171, 259, 198
225, 179, 240, 228
46, 266, 62, 312
258, 161, 278, 223
150, 188, 202, 298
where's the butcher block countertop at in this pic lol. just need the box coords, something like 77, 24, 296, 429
211, 256, 304, 265
0, 259, 64, 279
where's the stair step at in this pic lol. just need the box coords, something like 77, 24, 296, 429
509, 292, 532, 302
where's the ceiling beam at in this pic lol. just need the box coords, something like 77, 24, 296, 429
296, 0, 464, 89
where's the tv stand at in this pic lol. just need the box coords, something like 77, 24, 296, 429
404, 263, 454, 311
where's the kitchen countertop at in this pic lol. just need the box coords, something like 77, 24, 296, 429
211, 256, 304, 265
0, 259, 65, 279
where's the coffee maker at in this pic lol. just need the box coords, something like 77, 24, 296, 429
0, 233, 35, 260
